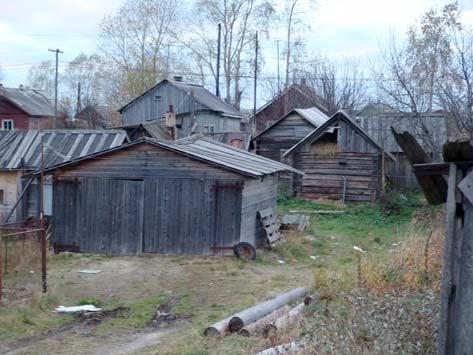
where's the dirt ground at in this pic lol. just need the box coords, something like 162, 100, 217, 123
0, 249, 314, 355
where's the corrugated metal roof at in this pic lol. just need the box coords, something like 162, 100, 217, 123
204, 132, 252, 151
41, 134, 302, 178
0, 130, 127, 170
0, 87, 53, 116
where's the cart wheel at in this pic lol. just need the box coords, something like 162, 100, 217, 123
233, 242, 256, 260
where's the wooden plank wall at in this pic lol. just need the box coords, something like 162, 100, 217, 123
255, 114, 315, 162
293, 151, 380, 202
240, 176, 278, 247
52, 145, 252, 255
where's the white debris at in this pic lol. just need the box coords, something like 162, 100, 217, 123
277, 259, 286, 264
78, 269, 102, 274
54, 305, 102, 313
353, 246, 366, 253
392, 242, 399, 246
306, 235, 317, 241
310, 255, 317, 260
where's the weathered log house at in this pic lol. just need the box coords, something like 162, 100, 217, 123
42, 135, 301, 256
253, 107, 329, 162
283, 111, 394, 202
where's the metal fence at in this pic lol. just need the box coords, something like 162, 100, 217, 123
0, 218, 47, 302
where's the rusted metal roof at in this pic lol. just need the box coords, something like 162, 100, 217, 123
40, 134, 302, 178
0, 130, 127, 170
0, 87, 53, 116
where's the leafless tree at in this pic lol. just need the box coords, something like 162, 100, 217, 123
437, 27, 473, 135
374, 2, 461, 158
294, 58, 368, 115
279, 0, 316, 89
98, 0, 181, 105
27, 61, 56, 97
181, 0, 275, 109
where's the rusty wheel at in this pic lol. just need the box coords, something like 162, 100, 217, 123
233, 242, 256, 260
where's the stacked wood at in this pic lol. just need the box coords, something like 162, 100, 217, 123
258, 208, 282, 245
228, 287, 306, 333
204, 315, 234, 337
239, 306, 290, 336
263, 303, 305, 338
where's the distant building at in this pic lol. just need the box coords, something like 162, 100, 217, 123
356, 103, 453, 188
0, 85, 53, 130
74, 105, 106, 129
118, 78, 243, 136
253, 84, 328, 132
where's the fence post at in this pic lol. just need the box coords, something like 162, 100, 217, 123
40, 228, 47, 293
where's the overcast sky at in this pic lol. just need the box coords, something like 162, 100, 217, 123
1, 0, 472, 90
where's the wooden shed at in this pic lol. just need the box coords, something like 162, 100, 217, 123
253, 107, 329, 162
283, 111, 394, 202
42, 135, 300, 255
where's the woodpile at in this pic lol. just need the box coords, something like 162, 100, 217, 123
204, 287, 310, 343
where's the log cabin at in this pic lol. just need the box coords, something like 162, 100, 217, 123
283, 111, 394, 202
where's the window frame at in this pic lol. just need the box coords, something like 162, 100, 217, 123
1, 119, 14, 130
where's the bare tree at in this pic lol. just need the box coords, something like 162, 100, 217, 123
374, 2, 461, 158
0, 66, 4, 82
99, 0, 181, 106
280, 0, 316, 88
294, 58, 368, 115
27, 61, 56, 97
181, 0, 275, 108
437, 27, 473, 135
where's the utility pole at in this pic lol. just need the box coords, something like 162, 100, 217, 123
48, 48, 63, 129
216, 23, 221, 98
75, 82, 81, 119
253, 31, 258, 133
276, 40, 281, 93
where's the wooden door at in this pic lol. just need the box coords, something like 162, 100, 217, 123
212, 183, 242, 251
80, 178, 144, 255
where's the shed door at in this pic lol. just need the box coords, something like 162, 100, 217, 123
213, 184, 242, 251
81, 178, 144, 255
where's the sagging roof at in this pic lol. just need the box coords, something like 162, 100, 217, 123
118, 79, 243, 118
0, 86, 53, 116
0, 130, 127, 170
115, 119, 174, 140
41, 134, 303, 178
284, 110, 395, 160
253, 106, 329, 140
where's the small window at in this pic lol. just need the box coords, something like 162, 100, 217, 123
1, 119, 14, 130
0, 189, 5, 204
203, 125, 215, 133
154, 95, 162, 101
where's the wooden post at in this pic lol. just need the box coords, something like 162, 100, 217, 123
0, 236, 2, 302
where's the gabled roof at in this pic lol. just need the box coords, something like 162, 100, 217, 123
253, 106, 329, 140
0, 130, 127, 170
118, 79, 242, 118
40, 135, 302, 178
284, 110, 395, 160
0, 86, 53, 116
255, 84, 328, 117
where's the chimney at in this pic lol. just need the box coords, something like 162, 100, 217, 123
0, 83, 3, 87
173, 75, 183, 82
19, 84, 25, 90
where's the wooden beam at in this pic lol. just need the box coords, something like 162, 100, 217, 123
391, 128, 447, 204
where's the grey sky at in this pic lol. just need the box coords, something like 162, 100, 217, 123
1, 0, 472, 91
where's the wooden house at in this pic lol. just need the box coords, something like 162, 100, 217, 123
356, 103, 452, 188
41, 135, 300, 255
118, 78, 243, 135
0, 130, 127, 223
253, 107, 329, 162
0, 85, 53, 130
254, 84, 327, 132
283, 111, 394, 202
